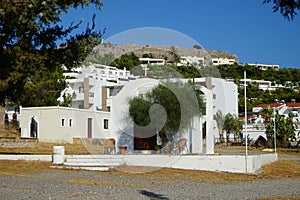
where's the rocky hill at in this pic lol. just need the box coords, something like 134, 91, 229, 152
91, 43, 239, 63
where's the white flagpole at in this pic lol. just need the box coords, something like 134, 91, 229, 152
244, 71, 248, 173
273, 107, 277, 154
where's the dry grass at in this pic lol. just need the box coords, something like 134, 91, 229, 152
277, 148, 300, 156
103, 159, 300, 184
0, 160, 52, 177
0, 141, 98, 155
0, 126, 19, 138
110, 165, 259, 183
0, 159, 299, 186
260, 160, 300, 179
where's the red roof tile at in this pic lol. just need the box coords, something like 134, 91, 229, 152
286, 103, 300, 108
254, 103, 283, 108
254, 102, 300, 108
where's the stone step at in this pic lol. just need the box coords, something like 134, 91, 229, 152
64, 161, 121, 167
64, 162, 113, 167
64, 155, 124, 168
51, 165, 109, 171
65, 155, 122, 159
65, 158, 123, 164
65, 157, 123, 161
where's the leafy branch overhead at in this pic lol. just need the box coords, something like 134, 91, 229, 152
264, 0, 300, 20
0, 0, 104, 106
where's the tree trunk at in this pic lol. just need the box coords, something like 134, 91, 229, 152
226, 132, 229, 146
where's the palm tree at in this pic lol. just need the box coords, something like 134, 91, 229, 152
264, 106, 275, 147
232, 115, 243, 143
214, 110, 225, 143
223, 113, 234, 146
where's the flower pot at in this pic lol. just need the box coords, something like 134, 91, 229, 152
119, 146, 127, 154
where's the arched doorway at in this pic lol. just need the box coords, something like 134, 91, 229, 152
133, 124, 156, 150
30, 117, 38, 138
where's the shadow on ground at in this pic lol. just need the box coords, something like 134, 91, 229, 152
139, 189, 169, 200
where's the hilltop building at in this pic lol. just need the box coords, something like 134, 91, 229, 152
179, 56, 206, 66
92, 44, 239, 67
211, 57, 236, 66
243, 63, 279, 70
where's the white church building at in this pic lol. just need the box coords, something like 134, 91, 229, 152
19, 63, 238, 155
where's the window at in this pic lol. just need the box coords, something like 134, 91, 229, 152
213, 94, 216, 99
109, 88, 116, 97
69, 119, 73, 127
103, 119, 109, 129
79, 86, 84, 93
61, 118, 65, 127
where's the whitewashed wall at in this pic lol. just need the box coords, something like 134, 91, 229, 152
20, 106, 111, 143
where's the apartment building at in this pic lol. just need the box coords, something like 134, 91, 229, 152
211, 57, 236, 66
58, 63, 135, 111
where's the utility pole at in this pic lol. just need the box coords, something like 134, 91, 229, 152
244, 71, 248, 173
273, 107, 277, 154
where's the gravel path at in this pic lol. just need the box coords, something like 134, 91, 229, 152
1, 170, 300, 200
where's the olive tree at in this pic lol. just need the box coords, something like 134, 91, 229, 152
129, 81, 204, 147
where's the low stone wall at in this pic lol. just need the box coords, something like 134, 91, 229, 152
122, 154, 278, 174
73, 138, 105, 146
0, 153, 278, 174
249, 154, 278, 172
0, 137, 38, 148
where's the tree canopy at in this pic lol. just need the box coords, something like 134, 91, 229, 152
111, 53, 141, 70
129, 81, 205, 142
264, 0, 300, 20
0, 0, 104, 106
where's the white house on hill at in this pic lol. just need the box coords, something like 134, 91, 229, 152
211, 57, 236, 66
179, 56, 205, 66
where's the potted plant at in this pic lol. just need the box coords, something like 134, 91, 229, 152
119, 146, 127, 154
154, 145, 161, 154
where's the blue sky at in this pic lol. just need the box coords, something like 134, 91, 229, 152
62, 0, 300, 68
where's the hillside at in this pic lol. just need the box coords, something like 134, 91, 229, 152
91, 43, 239, 62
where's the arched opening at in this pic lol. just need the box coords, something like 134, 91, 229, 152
30, 117, 38, 138
133, 124, 156, 150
